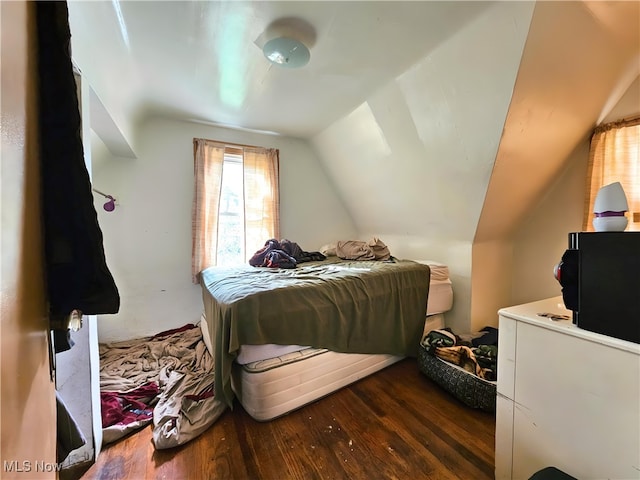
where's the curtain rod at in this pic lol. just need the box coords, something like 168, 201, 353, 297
193, 138, 264, 150
595, 115, 640, 133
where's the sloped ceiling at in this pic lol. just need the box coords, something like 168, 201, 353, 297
67, 1, 494, 142
476, 0, 640, 242
311, 2, 534, 243
67, 0, 639, 245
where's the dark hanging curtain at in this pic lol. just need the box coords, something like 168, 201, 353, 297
35, 1, 119, 351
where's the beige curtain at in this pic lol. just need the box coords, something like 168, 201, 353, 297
583, 117, 640, 232
192, 140, 280, 281
243, 147, 280, 260
192, 138, 225, 283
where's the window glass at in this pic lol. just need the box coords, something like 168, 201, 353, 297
217, 156, 245, 265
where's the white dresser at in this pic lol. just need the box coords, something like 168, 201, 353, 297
495, 297, 640, 480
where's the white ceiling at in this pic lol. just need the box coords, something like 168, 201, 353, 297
67, 1, 494, 139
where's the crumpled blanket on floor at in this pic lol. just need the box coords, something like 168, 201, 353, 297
101, 382, 158, 445
99, 324, 226, 449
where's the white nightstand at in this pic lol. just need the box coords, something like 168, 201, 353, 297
495, 297, 640, 480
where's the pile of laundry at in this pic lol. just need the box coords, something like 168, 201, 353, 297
421, 327, 498, 381
321, 237, 392, 261
249, 238, 326, 268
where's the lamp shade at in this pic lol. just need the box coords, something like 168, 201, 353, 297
593, 181, 629, 232
263, 37, 310, 68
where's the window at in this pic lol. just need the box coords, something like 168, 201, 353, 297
583, 117, 640, 232
191, 139, 279, 282
217, 152, 244, 266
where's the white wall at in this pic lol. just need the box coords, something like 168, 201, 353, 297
68, 1, 138, 153
510, 141, 589, 307
470, 138, 588, 330
92, 117, 356, 342
601, 75, 639, 125
471, 239, 513, 331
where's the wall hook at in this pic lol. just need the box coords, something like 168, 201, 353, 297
93, 188, 117, 212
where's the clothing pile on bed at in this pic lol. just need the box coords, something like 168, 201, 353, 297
418, 326, 498, 412
320, 237, 391, 261
99, 324, 225, 449
249, 238, 326, 268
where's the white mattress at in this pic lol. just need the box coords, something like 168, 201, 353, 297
416, 260, 450, 282
237, 343, 307, 365
231, 349, 403, 421
227, 313, 445, 421
427, 278, 453, 316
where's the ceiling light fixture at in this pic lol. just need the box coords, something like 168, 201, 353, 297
263, 36, 310, 68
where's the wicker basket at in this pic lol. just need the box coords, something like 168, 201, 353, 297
417, 343, 496, 412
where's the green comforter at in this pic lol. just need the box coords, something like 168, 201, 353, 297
200, 257, 430, 408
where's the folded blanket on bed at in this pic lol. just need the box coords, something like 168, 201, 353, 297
336, 237, 391, 261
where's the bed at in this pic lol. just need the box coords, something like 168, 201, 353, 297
200, 257, 450, 420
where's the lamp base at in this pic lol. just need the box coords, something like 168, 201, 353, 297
593, 216, 628, 232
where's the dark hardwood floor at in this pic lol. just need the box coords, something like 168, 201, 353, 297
80, 358, 495, 480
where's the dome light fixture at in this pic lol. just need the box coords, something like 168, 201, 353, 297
263, 36, 310, 68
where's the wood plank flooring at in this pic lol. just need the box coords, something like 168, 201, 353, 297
80, 358, 495, 480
